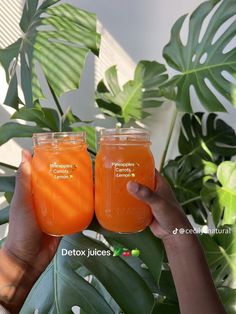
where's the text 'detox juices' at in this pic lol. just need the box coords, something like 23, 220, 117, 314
95, 128, 155, 233
32, 132, 94, 236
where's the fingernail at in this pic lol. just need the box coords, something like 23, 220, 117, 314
127, 181, 139, 193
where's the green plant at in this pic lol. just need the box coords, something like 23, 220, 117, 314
0, 0, 236, 313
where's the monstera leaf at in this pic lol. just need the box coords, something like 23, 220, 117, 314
163, 158, 217, 225
163, 0, 236, 111
0, 105, 96, 152
178, 113, 236, 164
218, 287, 236, 314
200, 225, 236, 289
0, 0, 100, 108
96, 61, 171, 123
21, 232, 163, 313
201, 161, 236, 227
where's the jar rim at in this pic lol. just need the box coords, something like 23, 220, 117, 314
99, 128, 150, 144
100, 128, 150, 136
32, 132, 86, 146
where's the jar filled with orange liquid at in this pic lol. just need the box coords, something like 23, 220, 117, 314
32, 132, 94, 236
95, 128, 155, 233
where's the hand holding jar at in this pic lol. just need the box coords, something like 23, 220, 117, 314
32, 132, 94, 236
95, 128, 155, 233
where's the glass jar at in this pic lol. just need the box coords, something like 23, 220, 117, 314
32, 132, 94, 236
95, 128, 155, 233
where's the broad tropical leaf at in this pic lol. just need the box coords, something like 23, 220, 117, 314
218, 287, 236, 314
159, 270, 178, 304
0, 0, 101, 108
12, 107, 60, 131
22, 233, 155, 314
0, 105, 96, 152
90, 221, 164, 284
96, 61, 170, 123
0, 206, 10, 225
163, 0, 236, 111
201, 161, 236, 226
0, 176, 15, 192
200, 225, 236, 289
0, 122, 46, 146
61, 110, 97, 153
163, 158, 217, 225
178, 113, 236, 164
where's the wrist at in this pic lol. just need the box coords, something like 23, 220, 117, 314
163, 229, 201, 253
0, 248, 40, 313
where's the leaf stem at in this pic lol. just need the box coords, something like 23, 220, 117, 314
47, 80, 64, 117
88, 148, 97, 157
0, 163, 18, 170
159, 107, 178, 172
181, 196, 201, 206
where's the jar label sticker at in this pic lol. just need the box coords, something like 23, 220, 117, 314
49, 163, 78, 180
112, 162, 139, 178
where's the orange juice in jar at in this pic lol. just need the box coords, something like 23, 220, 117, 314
32, 132, 94, 236
95, 128, 155, 233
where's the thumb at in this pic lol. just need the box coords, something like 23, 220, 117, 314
12, 150, 32, 207
126, 181, 187, 229
127, 181, 158, 206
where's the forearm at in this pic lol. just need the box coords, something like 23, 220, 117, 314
0, 249, 40, 313
163, 234, 226, 314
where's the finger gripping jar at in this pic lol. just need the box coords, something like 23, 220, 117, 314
95, 128, 155, 233
32, 132, 94, 236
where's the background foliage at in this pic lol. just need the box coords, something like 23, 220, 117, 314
0, 0, 236, 313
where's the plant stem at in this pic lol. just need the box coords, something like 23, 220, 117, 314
47, 79, 64, 117
159, 107, 178, 172
181, 196, 201, 206
88, 148, 97, 157
0, 163, 18, 170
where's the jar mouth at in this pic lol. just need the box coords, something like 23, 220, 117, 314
99, 128, 150, 144
33, 132, 86, 146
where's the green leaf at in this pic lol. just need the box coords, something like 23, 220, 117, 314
159, 270, 178, 303
4, 73, 19, 109
20, 0, 39, 32
232, 80, 236, 107
201, 161, 236, 226
61, 107, 83, 130
218, 287, 236, 314
69, 125, 97, 154
163, 158, 217, 225
178, 113, 236, 163
90, 221, 164, 284
4, 192, 14, 204
22, 233, 154, 314
0, 39, 22, 109
12, 107, 60, 131
0, 1, 101, 108
0, 206, 10, 225
151, 301, 180, 314
200, 225, 236, 289
96, 61, 169, 123
0, 122, 46, 146
0, 176, 15, 192
163, 0, 236, 111
61, 108, 96, 153
0, 39, 22, 82
90, 276, 121, 313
